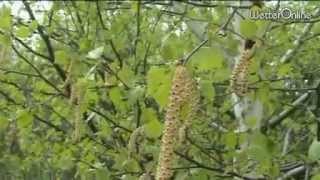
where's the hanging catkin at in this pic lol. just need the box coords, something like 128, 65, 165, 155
178, 73, 199, 145
230, 49, 254, 96
70, 81, 87, 142
128, 126, 144, 156
156, 65, 199, 180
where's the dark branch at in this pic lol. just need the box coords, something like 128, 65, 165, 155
175, 151, 265, 180
89, 107, 132, 133
182, 1, 251, 9
265, 92, 310, 129
0, 67, 40, 77
109, 39, 123, 68
96, 1, 108, 30
182, 39, 208, 65
12, 44, 64, 95
22, 1, 66, 81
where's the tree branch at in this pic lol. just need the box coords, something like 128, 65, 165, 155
12, 44, 64, 95
182, 39, 208, 65
0, 67, 40, 77
182, 1, 251, 9
13, 35, 50, 60
96, 1, 108, 30
101, 57, 130, 89
280, 7, 320, 64
89, 107, 132, 133
22, 1, 66, 81
266, 92, 310, 128
281, 128, 292, 156
175, 151, 265, 180
109, 39, 123, 68
278, 165, 306, 180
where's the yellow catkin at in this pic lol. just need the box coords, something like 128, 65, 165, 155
6, 121, 19, 153
185, 76, 199, 125
230, 49, 254, 96
71, 81, 86, 143
179, 79, 199, 144
128, 126, 144, 156
70, 84, 80, 142
62, 60, 74, 97
156, 65, 198, 180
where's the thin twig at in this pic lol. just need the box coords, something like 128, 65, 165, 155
101, 60, 130, 89
109, 39, 123, 68
13, 35, 50, 60
134, 0, 141, 62
0, 68, 40, 77
182, 1, 251, 9
217, 7, 238, 36
22, 1, 66, 81
89, 107, 132, 133
280, 7, 320, 64
182, 39, 208, 65
12, 44, 64, 95
175, 151, 265, 180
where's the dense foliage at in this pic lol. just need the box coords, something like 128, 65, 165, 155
1, 1, 320, 180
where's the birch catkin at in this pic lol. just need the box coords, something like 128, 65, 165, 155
230, 49, 254, 96
156, 65, 199, 180
70, 81, 87, 142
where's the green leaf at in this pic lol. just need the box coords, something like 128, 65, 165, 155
213, 68, 231, 82
240, 20, 258, 39
0, 7, 12, 31
16, 26, 31, 38
55, 50, 68, 65
146, 67, 172, 108
199, 80, 215, 101
144, 119, 162, 138
248, 132, 275, 163
131, 1, 139, 14
57, 150, 74, 170
118, 65, 135, 87
112, 149, 127, 169
257, 82, 270, 105
223, 132, 237, 149
0, 117, 8, 131
161, 34, 185, 60
86, 46, 104, 59
248, 145, 269, 163
109, 87, 127, 111
191, 47, 224, 71
79, 38, 92, 53
0, 33, 11, 46
155, 82, 171, 108
141, 108, 157, 124
245, 116, 258, 129
308, 139, 320, 161
16, 110, 33, 128
278, 63, 292, 76
143, 109, 162, 138
128, 85, 145, 105
255, 19, 270, 37
312, 174, 320, 180
189, 169, 209, 180
97, 121, 111, 139
29, 20, 38, 31
96, 168, 110, 180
